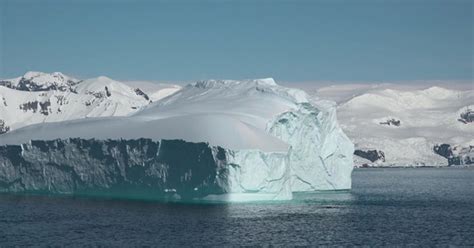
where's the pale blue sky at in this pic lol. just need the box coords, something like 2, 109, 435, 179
0, 0, 472, 82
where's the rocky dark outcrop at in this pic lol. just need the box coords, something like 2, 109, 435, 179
0, 138, 230, 201
19, 100, 51, 116
354, 149, 385, 162
54, 95, 68, 105
0, 78, 78, 92
433, 144, 452, 159
379, 118, 401, 126
87, 90, 106, 99
0, 80, 13, 89
0, 120, 10, 134
134, 88, 150, 101
434, 144, 473, 166
458, 109, 474, 124
105, 86, 111, 97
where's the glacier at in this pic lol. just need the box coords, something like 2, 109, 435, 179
308, 83, 474, 167
0, 77, 354, 201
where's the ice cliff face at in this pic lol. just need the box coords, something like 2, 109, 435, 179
0, 138, 312, 202
0, 139, 230, 200
0, 77, 354, 201
268, 102, 353, 191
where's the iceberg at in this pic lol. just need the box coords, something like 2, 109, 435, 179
0, 78, 354, 201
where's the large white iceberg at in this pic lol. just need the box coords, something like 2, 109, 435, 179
0, 78, 354, 201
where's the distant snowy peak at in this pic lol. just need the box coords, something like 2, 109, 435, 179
0, 72, 152, 102
180, 78, 308, 104
76, 76, 152, 103
191, 78, 277, 89
341, 86, 472, 111
0, 72, 153, 132
420, 86, 460, 99
0, 71, 80, 92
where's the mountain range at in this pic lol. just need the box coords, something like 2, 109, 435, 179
0, 71, 179, 133
310, 83, 473, 167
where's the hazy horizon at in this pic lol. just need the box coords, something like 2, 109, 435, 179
1, 70, 472, 91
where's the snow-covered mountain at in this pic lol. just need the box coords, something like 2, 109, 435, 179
311, 84, 474, 167
0, 71, 79, 92
0, 78, 354, 202
121, 80, 182, 102
0, 72, 179, 132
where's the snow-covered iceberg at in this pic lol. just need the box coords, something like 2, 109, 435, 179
0, 78, 354, 201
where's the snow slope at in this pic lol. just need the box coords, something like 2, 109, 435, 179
311, 84, 474, 167
122, 80, 182, 101
0, 78, 354, 201
0, 72, 151, 131
148, 86, 182, 101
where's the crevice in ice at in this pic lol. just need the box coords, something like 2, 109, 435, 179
293, 175, 318, 191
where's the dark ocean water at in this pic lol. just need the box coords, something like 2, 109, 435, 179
1, 168, 473, 246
